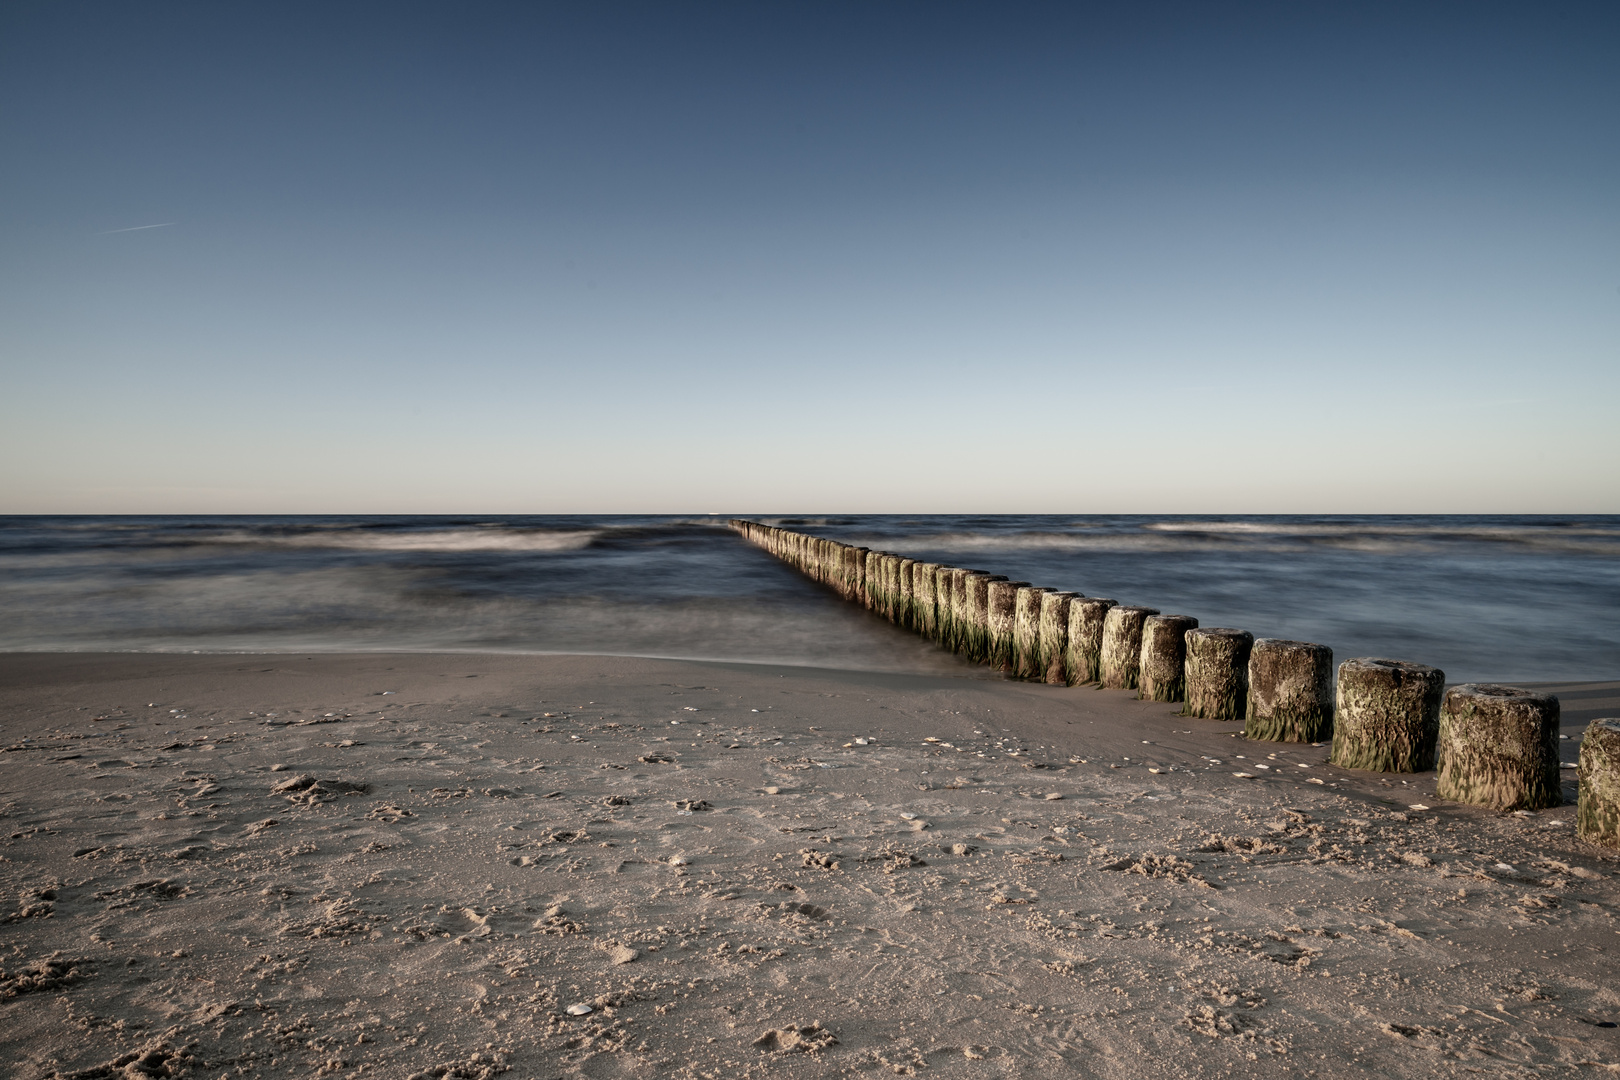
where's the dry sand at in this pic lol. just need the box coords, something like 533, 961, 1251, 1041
1, 652, 1617, 1079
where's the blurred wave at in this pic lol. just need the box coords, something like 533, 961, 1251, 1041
209, 527, 605, 553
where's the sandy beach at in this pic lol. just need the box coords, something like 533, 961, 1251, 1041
2, 652, 1617, 1079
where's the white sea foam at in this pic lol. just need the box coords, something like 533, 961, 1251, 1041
214, 528, 603, 553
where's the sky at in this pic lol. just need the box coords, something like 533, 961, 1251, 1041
2, 1, 1617, 514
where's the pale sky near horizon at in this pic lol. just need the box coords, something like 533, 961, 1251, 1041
2, 1, 1617, 514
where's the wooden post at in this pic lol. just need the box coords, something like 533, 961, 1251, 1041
939, 569, 959, 654
1011, 586, 1049, 679
898, 559, 916, 629
1436, 685, 1562, 810
866, 551, 886, 613
962, 573, 1002, 663
1330, 658, 1446, 773
1244, 639, 1334, 742
1182, 628, 1253, 721
1066, 597, 1117, 686
1038, 592, 1078, 685
931, 567, 954, 647
1138, 614, 1199, 702
873, 555, 892, 620
1099, 606, 1160, 691
912, 563, 939, 639
1579, 719, 1620, 848
986, 580, 1030, 671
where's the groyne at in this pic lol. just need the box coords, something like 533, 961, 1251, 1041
729, 518, 1617, 842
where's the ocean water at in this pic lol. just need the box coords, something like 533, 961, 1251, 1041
1, 515, 1616, 682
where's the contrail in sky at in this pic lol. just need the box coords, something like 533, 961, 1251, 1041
98, 222, 176, 234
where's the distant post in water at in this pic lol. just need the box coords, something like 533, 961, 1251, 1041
1579, 719, 1620, 848
1038, 592, 1078, 685
1330, 658, 1446, 772
1436, 685, 1562, 811
1137, 614, 1199, 702
1245, 639, 1334, 742
1066, 598, 1117, 686
1099, 606, 1160, 691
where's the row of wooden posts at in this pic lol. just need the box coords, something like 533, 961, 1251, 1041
729, 519, 1620, 845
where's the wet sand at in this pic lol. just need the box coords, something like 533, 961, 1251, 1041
2, 652, 1617, 1079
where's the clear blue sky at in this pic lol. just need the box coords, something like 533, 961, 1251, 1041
2, 1, 1616, 513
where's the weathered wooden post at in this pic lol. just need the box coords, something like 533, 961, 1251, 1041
1066, 597, 1117, 686
1010, 586, 1049, 679
930, 567, 953, 646
1182, 628, 1253, 721
1038, 592, 1078, 685
1138, 614, 1199, 702
1579, 719, 1620, 847
932, 565, 951, 641
911, 563, 938, 639
872, 555, 893, 620
884, 556, 903, 623
1330, 658, 1446, 772
1098, 606, 1160, 691
944, 568, 970, 651
1436, 684, 1562, 810
962, 573, 1002, 663
986, 580, 1030, 671
865, 551, 886, 613
898, 559, 916, 629
1244, 639, 1334, 742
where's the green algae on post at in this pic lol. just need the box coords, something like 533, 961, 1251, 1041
1099, 606, 1159, 691
1436, 684, 1562, 811
1244, 639, 1333, 741
1330, 657, 1445, 773
1183, 628, 1253, 721
1578, 719, 1620, 848
1138, 614, 1198, 702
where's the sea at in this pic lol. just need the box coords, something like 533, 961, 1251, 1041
2, 515, 1617, 683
